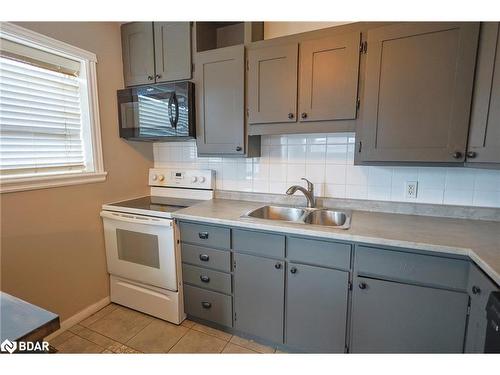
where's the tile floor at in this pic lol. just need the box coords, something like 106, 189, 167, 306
49, 303, 282, 354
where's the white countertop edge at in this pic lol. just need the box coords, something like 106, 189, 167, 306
173, 212, 500, 285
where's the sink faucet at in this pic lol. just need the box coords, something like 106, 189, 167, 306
286, 178, 315, 208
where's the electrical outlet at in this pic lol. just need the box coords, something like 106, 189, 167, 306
406, 181, 418, 199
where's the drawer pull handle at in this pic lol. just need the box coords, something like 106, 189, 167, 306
358, 282, 367, 290
290, 267, 297, 274
200, 275, 210, 283
201, 301, 212, 309
199, 254, 210, 262
198, 232, 209, 239
472, 286, 481, 295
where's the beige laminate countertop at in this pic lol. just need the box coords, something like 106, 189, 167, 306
173, 199, 500, 285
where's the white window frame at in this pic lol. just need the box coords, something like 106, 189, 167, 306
0, 22, 106, 193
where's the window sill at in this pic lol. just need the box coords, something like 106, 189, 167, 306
0, 171, 108, 193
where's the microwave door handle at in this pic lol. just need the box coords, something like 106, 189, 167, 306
168, 94, 175, 128
172, 93, 179, 128
100, 211, 172, 227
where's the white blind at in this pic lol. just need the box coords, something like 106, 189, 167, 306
0, 56, 86, 177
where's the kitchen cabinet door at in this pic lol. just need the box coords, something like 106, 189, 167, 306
299, 32, 360, 123
153, 22, 192, 83
121, 22, 155, 87
285, 263, 349, 353
465, 264, 500, 353
195, 45, 245, 155
467, 22, 500, 165
233, 253, 285, 344
358, 22, 479, 163
350, 276, 469, 353
248, 43, 298, 124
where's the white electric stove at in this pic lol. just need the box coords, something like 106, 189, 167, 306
100, 168, 214, 324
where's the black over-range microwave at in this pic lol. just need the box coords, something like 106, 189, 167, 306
117, 81, 195, 141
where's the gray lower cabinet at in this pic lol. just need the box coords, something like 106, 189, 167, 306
467, 22, 500, 165
195, 45, 246, 155
248, 43, 299, 124
465, 264, 500, 353
285, 263, 349, 353
357, 22, 479, 163
350, 276, 469, 353
121, 22, 155, 87
299, 32, 360, 123
121, 22, 191, 87
233, 253, 285, 343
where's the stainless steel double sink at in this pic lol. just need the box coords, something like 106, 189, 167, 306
241, 205, 351, 229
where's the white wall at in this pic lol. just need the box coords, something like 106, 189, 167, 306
154, 133, 500, 208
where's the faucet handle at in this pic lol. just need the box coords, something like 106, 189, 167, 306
301, 178, 313, 192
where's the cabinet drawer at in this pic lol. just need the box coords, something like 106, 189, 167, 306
182, 263, 231, 294
287, 237, 351, 270
180, 222, 230, 249
181, 244, 231, 272
232, 229, 285, 258
183, 284, 233, 327
355, 245, 469, 291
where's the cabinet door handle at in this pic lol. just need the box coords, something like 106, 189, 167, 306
236, 146, 242, 152
198, 232, 209, 239
472, 286, 481, 295
199, 254, 210, 262
200, 275, 210, 283
201, 301, 212, 309
147, 75, 154, 81
155, 74, 162, 80
467, 151, 477, 158
358, 282, 367, 290
287, 113, 294, 120
452, 151, 463, 159
275, 262, 282, 270
290, 267, 297, 274
301, 112, 307, 119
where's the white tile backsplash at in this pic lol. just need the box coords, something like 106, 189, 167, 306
153, 133, 500, 208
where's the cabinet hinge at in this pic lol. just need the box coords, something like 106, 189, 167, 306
360, 41, 367, 54
234, 311, 237, 321
348, 281, 353, 291
246, 108, 249, 118
176, 239, 180, 244
358, 141, 362, 153
233, 260, 236, 269
356, 98, 360, 110
246, 59, 249, 71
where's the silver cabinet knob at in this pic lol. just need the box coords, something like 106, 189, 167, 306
147, 75, 154, 81
288, 113, 294, 120
155, 74, 161, 80
452, 151, 463, 159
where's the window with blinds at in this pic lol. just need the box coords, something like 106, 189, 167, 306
0, 56, 86, 177
0, 23, 104, 193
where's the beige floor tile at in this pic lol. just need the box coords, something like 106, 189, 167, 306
49, 330, 75, 348
101, 349, 114, 353
229, 336, 275, 354
68, 324, 85, 335
56, 335, 104, 353
180, 319, 196, 328
79, 303, 119, 327
169, 329, 227, 353
191, 323, 232, 341
222, 343, 258, 353
87, 306, 153, 343
108, 344, 141, 354
127, 319, 189, 353
73, 325, 122, 349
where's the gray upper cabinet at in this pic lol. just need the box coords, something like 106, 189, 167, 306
153, 22, 192, 83
350, 276, 469, 353
121, 22, 191, 87
121, 23, 155, 87
467, 22, 500, 165
195, 45, 245, 155
299, 32, 360, 122
285, 262, 349, 353
233, 253, 285, 344
357, 22, 480, 163
465, 264, 500, 353
248, 43, 299, 124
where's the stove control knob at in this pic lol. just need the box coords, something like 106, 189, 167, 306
152, 174, 158, 181
191, 176, 198, 183
198, 176, 206, 183
158, 175, 165, 182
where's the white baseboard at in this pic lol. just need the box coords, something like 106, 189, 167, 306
45, 296, 110, 341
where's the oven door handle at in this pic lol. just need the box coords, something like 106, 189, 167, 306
100, 210, 172, 227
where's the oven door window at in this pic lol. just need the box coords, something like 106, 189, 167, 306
116, 229, 160, 269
